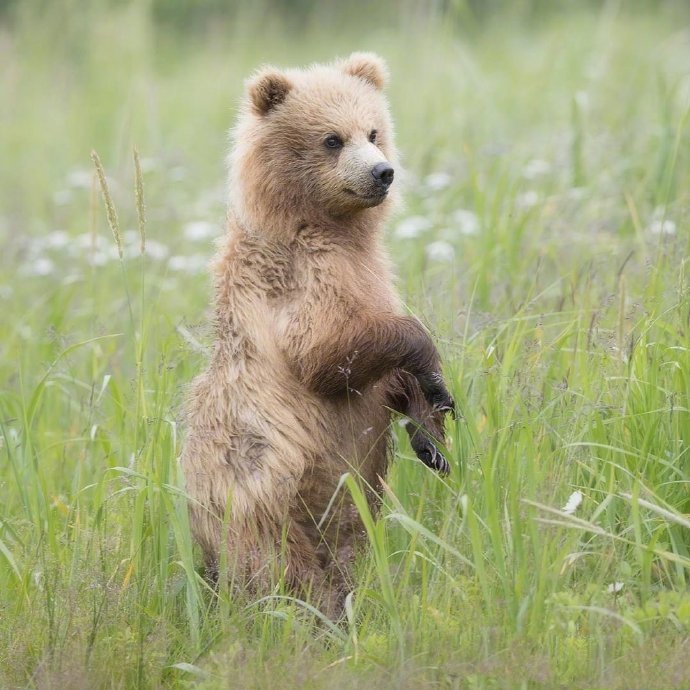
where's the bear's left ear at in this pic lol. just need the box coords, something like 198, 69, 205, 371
340, 52, 388, 91
246, 67, 293, 116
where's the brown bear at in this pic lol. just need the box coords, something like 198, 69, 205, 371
181, 53, 454, 617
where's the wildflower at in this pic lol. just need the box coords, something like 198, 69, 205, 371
607, 582, 624, 594
426, 240, 455, 262
424, 171, 452, 191
143, 240, 170, 261
45, 230, 70, 249
395, 215, 432, 239
522, 159, 551, 179
453, 209, 479, 235
22, 257, 55, 276
647, 208, 676, 236
184, 220, 219, 241
516, 191, 539, 209
168, 254, 207, 274
562, 490, 583, 515
67, 169, 93, 189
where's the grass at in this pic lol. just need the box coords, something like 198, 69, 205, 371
1, 2, 690, 688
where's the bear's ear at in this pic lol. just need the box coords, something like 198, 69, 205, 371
247, 67, 293, 116
340, 52, 388, 90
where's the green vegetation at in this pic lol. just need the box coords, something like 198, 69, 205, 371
1, 2, 689, 688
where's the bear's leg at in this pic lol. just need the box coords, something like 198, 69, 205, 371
212, 515, 344, 620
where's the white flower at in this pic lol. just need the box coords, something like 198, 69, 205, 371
395, 216, 432, 239
22, 257, 55, 276
424, 171, 452, 191
522, 159, 551, 179
184, 221, 219, 241
516, 191, 539, 209
87, 251, 112, 266
453, 209, 480, 236
67, 169, 93, 189
426, 240, 455, 263
75, 232, 102, 250
123, 229, 139, 245
607, 581, 624, 594
647, 208, 676, 236
561, 490, 583, 515
575, 90, 590, 110
45, 230, 70, 249
144, 240, 170, 261
168, 254, 207, 274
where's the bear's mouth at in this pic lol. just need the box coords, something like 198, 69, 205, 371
344, 188, 388, 202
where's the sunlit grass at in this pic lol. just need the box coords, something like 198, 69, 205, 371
1, 3, 689, 688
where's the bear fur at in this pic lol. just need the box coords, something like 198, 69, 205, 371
181, 53, 454, 617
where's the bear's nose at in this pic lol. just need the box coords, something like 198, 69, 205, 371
372, 163, 394, 189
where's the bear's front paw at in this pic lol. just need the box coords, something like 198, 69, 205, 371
407, 424, 450, 475
419, 372, 455, 418
415, 437, 450, 475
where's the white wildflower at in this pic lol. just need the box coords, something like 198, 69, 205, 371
184, 220, 219, 241
395, 215, 432, 239
522, 158, 551, 180
144, 240, 169, 261
23, 257, 55, 276
45, 230, 70, 249
123, 229, 139, 245
87, 251, 112, 266
647, 208, 676, 236
516, 191, 539, 209
168, 254, 207, 274
575, 90, 590, 110
562, 490, 583, 515
75, 232, 102, 250
424, 171, 452, 191
426, 240, 455, 263
67, 169, 93, 189
453, 209, 479, 235
607, 581, 624, 594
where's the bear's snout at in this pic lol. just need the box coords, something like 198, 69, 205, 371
371, 162, 394, 189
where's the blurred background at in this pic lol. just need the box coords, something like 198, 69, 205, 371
2, 0, 689, 271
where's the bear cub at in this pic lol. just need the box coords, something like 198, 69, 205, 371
181, 52, 454, 617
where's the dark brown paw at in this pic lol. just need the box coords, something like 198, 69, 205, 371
408, 425, 450, 475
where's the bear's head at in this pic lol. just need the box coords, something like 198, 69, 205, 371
229, 53, 399, 237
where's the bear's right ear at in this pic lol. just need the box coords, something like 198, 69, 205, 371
246, 68, 293, 116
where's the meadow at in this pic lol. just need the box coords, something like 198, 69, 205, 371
1, 1, 689, 688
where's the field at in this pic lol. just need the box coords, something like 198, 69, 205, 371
1, 2, 690, 688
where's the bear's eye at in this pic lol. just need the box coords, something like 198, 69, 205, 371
324, 134, 343, 150
368, 129, 378, 144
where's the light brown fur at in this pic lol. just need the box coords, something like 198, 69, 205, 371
181, 53, 453, 617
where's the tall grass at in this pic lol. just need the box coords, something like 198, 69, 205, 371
1, 2, 689, 688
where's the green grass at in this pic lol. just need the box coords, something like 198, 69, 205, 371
1, 2, 690, 688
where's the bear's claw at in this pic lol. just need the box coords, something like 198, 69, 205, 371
409, 431, 450, 475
